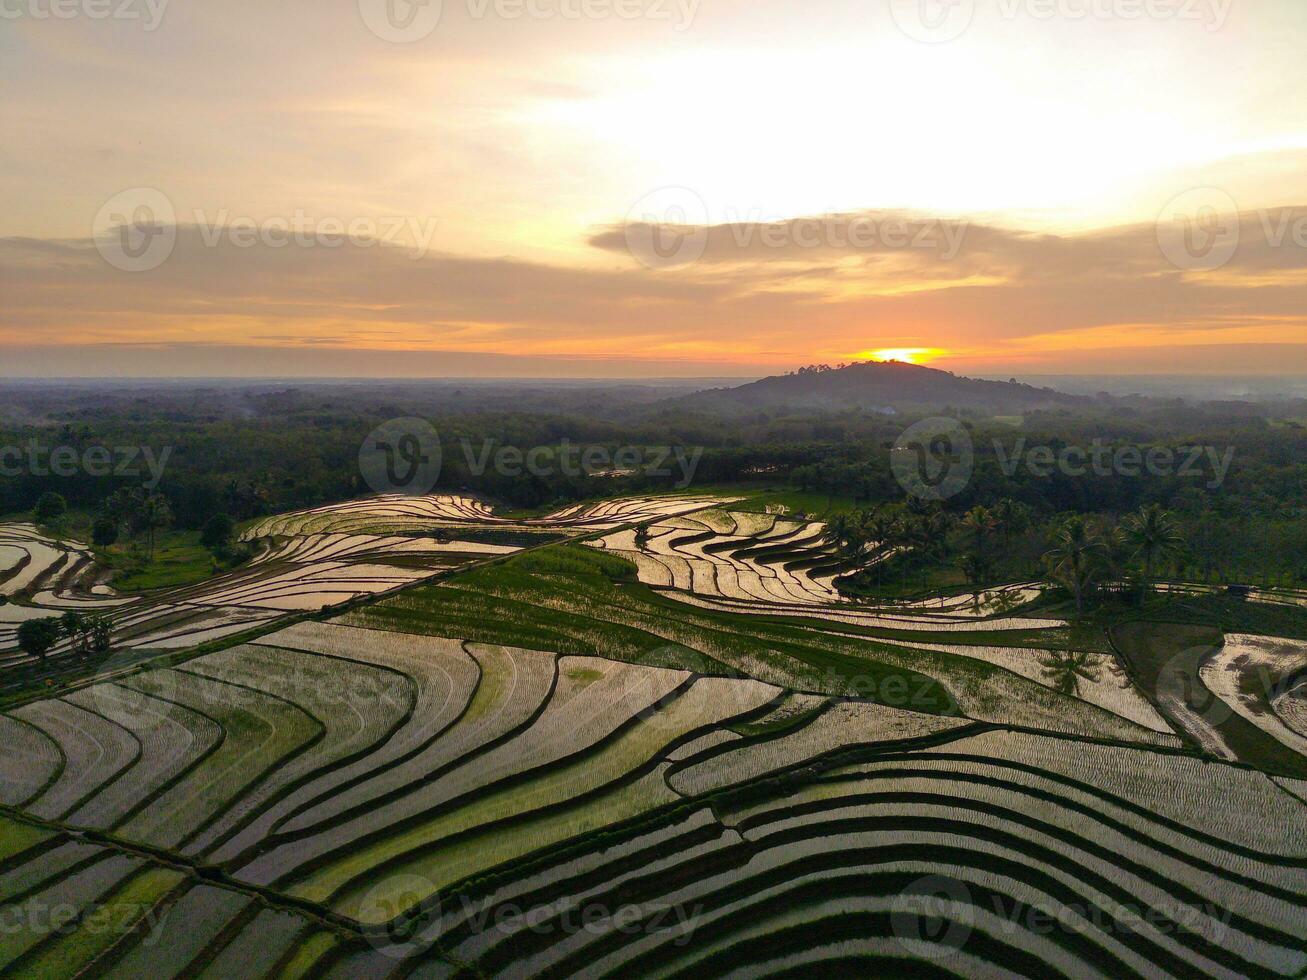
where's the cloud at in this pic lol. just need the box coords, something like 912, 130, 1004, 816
2, 205, 1306, 375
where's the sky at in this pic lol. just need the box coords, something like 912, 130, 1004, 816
2, 0, 1306, 378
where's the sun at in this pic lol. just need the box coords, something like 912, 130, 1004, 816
859, 348, 944, 366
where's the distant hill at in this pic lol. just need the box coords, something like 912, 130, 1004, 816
674, 360, 1086, 415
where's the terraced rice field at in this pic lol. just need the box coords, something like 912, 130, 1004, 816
0, 493, 733, 672
3, 495, 1305, 977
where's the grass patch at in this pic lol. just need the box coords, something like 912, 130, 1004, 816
99, 530, 220, 593
690, 484, 865, 520
0, 815, 54, 863
344, 544, 1156, 737
1111, 620, 1307, 777
16, 866, 186, 979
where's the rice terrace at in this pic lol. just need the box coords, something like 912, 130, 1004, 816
6, 1, 1307, 976
1, 481, 1304, 979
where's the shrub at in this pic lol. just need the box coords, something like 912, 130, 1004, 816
18, 617, 62, 660
201, 513, 236, 551
92, 515, 120, 548
34, 492, 67, 525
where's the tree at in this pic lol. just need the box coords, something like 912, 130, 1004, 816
824, 514, 852, 552
200, 513, 235, 551
139, 493, 173, 561
34, 492, 67, 525
1038, 650, 1102, 696
17, 617, 62, 661
59, 612, 89, 656
85, 614, 113, 656
992, 498, 1031, 549
959, 506, 998, 584
1120, 504, 1185, 604
862, 508, 899, 588
92, 514, 120, 548
57, 612, 113, 659
105, 487, 139, 526
1043, 516, 1112, 616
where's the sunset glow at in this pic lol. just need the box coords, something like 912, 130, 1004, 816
2, 1, 1306, 377
861, 349, 946, 367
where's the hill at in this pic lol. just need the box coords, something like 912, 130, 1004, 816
675, 360, 1087, 414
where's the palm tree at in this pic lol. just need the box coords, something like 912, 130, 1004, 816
960, 506, 996, 548
920, 510, 954, 562
862, 509, 899, 588
959, 506, 998, 584
59, 612, 88, 657
824, 514, 852, 552
1120, 504, 1185, 603
863, 509, 898, 551
992, 498, 1030, 549
140, 493, 173, 561
1038, 650, 1102, 696
1043, 516, 1111, 615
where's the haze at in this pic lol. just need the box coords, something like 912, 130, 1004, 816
3, 0, 1306, 377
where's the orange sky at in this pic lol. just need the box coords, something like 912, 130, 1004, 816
2, 0, 1306, 376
